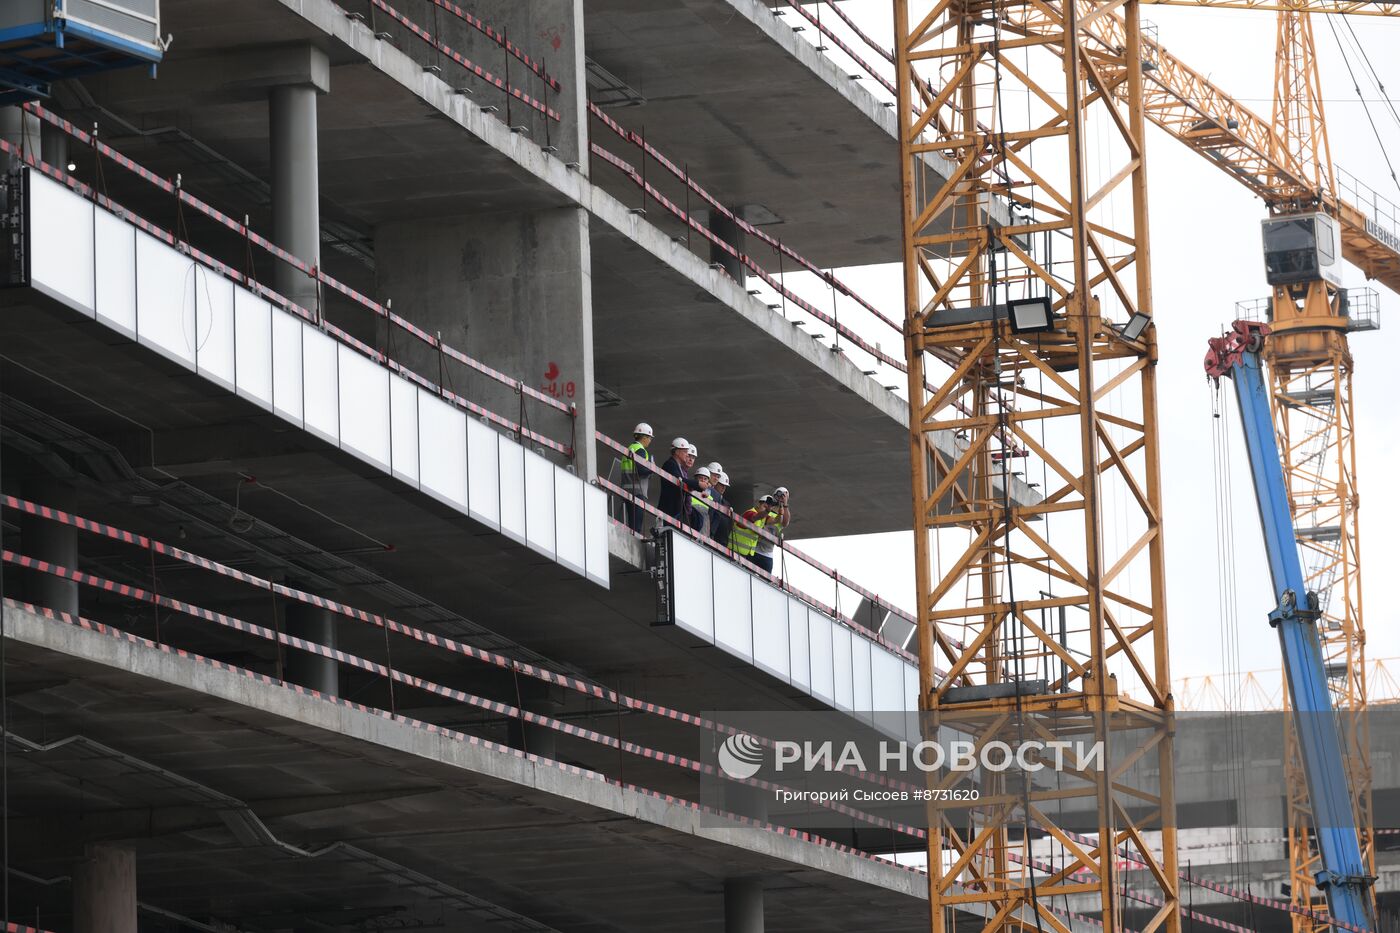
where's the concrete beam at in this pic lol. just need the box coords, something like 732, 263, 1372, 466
96, 44, 332, 107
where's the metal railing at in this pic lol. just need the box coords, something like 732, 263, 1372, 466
342, 0, 564, 131
588, 103, 903, 332
594, 432, 924, 661
767, 1, 896, 98
585, 138, 909, 384
2, 495, 1335, 933
586, 103, 1034, 431
1344, 286, 1381, 332
10, 103, 578, 461
1338, 164, 1400, 249
1233, 287, 1380, 333
774, 1, 897, 98
3, 103, 934, 678
1, 494, 931, 851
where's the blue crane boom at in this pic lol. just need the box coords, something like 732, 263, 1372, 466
1204, 320, 1376, 930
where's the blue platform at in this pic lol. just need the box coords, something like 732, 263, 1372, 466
0, 1, 162, 105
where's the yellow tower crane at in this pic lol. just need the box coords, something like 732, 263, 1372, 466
1110, 6, 1400, 928
896, 1, 1177, 931
894, 0, 1400, 931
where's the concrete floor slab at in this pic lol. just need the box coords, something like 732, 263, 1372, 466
2, 602, 933, 932
0, 286, 862, 719
45, 0, 1036, 540
583, 0, 917, 269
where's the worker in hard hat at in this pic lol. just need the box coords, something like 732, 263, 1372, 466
684, 443, 699, 472
688, 466, 712, 535
750, 487, 790, 574
620, 422, 654, 532
730, 494, 773, 570
707, 470, 732, 546
657, 437, 691, 524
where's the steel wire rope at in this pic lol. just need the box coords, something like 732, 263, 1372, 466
1099, 36, 1141, 914
985, 1, 1049, 925
1212, 376, 1250, 888
1338, 17, 1400, 141
1217, 382, 1235, 880
1323, 15, 1400, 192
1209, 381, 1234, 881
1218, 379, 1247, 887
1, 280, 8, 922
1022, 36, 1075, 905
1222, 380, 1258, 891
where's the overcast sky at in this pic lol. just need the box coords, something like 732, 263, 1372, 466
775, 2, 1400, 694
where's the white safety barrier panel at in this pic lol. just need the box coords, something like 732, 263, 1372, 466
23, 169, 610, 588
660, 531, 920, 731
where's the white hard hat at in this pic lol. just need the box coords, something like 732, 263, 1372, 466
694, 466, 711, 479
715, 471, 730, 485
687, 443, 698, 456
633, 422, 654, 437
706, 461, 723, 475
670, 437, 689, 450
775, 486, 789, 496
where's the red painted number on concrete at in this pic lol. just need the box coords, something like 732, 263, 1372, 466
542, 361, 574, 399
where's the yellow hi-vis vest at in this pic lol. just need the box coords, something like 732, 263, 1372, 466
620, 441, 650, 475
689, 488, 710, 523
729, 513, 765, 556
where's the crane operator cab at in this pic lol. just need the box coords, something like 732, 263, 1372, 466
1262, 212, 1342, 288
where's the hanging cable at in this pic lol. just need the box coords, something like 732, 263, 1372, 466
1211, 373, 1256, 889
986, 2, 1048, 925
1, 334, 9, 922
1339, 17, 1400, 138
1324, 16, 1400, 192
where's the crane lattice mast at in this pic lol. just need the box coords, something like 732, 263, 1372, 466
895, 0, 1179, 929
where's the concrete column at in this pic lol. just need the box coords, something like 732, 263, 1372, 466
73, 844, 137, 933
283, 600, 338, 695
375, 208, 597, 478
709, 210, 746, 284
21, 475, 78, 616
723, 877, 764, 933
506, 682, 560, 759
268, 56, 326, 312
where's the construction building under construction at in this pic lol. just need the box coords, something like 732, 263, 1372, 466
0, 0, 1397, 931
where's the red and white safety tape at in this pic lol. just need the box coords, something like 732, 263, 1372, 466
369, 0, 561, 121
421, 0, 562, 90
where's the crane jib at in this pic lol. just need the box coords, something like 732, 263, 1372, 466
1363, 216, 1400, 256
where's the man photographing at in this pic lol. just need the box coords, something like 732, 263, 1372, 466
749, 486, 791, 574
